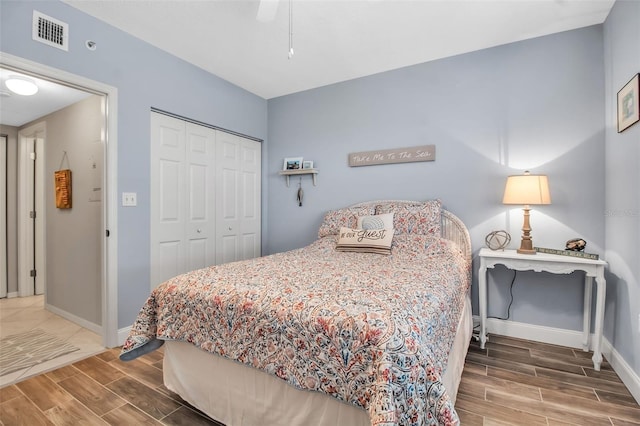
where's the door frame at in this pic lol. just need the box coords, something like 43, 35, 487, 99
0, 52, 119, 348
17, 123, 45, 297
0, 135, 6, 298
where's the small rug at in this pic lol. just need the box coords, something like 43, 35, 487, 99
0, 329, 80, 376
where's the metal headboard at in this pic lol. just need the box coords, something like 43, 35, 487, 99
348, 199, 472, 262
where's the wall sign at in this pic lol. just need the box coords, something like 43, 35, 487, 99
348, 145, 435, 167
54, 169, 72, 209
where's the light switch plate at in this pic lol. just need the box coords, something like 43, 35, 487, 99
122, 192, 137, 206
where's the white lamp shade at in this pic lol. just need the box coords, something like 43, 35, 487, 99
502, 172, 551, 205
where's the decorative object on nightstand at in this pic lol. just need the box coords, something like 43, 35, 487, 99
502, 171, 551, 255
485, 230, 511, 250
534, 247, 599, 260
565, 238, 587, 251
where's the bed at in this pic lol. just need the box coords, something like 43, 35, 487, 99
121, 199, 472, 426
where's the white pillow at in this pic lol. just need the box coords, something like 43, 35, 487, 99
357, 213, 394, 230
335, 227, 395, 255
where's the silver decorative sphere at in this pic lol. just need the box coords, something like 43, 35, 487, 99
485, 230, 511, 250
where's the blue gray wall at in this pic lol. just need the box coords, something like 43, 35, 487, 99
0, 1, 268, 328
2, 0, 637, 384
267, 26, 606, 334
603, 0, 640, 379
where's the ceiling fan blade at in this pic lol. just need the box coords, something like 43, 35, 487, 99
256, 0, 279, 22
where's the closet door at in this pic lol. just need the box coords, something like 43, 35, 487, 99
151, 113, 185, 289
215, 131, 261, 264
238, 137, 261, 260
184, 122, 216, 272
150, 113, 216, 290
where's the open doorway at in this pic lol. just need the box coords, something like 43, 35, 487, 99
0, 53, 118, 349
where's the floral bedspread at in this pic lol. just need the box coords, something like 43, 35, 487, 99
121, 234, 470, 426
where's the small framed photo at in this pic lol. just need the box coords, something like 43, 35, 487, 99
617, 73, 639, 133
302, 160, 314, 169
283, 157, 303, 170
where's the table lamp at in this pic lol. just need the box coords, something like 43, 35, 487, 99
502, 171, 551, 254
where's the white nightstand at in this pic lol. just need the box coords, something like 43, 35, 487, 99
478, 247, 608, 370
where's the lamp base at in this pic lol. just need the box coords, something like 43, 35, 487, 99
517, 206, 537, 255
517, 247, 537, 255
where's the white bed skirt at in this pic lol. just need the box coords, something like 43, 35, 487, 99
163, 294, 473, 426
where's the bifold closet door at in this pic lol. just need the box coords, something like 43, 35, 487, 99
150, 113, 216, 290
215, 131, 261, 264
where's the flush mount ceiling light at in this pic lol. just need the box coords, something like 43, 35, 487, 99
5, 75, 39, 96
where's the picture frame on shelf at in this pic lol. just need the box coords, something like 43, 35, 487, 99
302, 160, 314, 169
617, 73, 639, 133
283, 157, 303, 170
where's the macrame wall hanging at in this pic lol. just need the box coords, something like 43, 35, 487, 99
54, 151, 72, 209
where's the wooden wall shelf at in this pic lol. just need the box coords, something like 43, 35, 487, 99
279, 169, 319, 187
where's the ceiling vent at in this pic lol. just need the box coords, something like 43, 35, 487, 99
32, 11, 68, 51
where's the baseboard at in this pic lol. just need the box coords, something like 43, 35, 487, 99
483, 317, 591, 350
118, 325, 132, 347
476, 316, 640, 405
6, 292, 18, 298
602, 338, 640, 405
45, 303, 101, 335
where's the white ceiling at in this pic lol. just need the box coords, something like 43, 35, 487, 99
63, 0, 615, 99
1, 0, 615, 127
0, 68, 92, 127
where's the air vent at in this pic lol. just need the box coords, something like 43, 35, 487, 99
32, 10, 68, 51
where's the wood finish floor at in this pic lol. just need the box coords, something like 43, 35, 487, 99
0, 334, 638, 425
458, 335, 640, 425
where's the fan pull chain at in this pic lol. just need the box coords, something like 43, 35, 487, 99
288, 0, 294, 59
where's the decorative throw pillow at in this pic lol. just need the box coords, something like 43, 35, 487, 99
317, 206, 375, 238
375, 199, 442, 236
335, 227, 395, 255
357, 213, 394, 230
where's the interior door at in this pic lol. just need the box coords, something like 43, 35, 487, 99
184, 122, 216, 272
150, 113, 216, 290
215, 131, 240, 264
150, 113, 186, 289
215, 131, 261, 264
17, 128, 45, 297
239, 138, 261, 260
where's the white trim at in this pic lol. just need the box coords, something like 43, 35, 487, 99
17, 130, 30, 297
118, 325, 132, 347
483, 317, 594, 350
0, 135, 6, 299
46, 302, 101, 335
6, 291, 18, 298
1, 52, 119, 348
602, 338, 640, 405
477, 316, 640, 405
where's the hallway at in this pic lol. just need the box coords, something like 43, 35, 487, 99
0, 295, 104, 387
